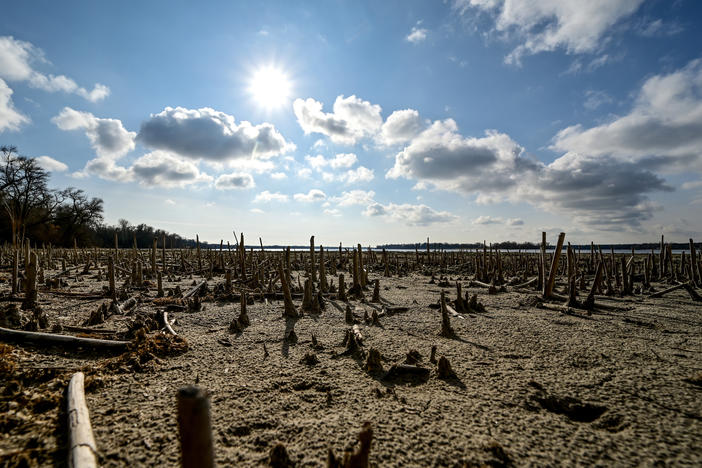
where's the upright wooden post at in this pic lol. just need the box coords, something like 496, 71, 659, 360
108, 256, 116, 300
22, 251, 37, 310
543, 232, 565, 299
11, 250, 18, 295
177, 386, 214, 468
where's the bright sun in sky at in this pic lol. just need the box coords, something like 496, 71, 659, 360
248, 65, 291, 110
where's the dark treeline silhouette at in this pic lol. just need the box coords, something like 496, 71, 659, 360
377, 241, 700, 251
94, 220, 197, 249
378, 241, 541, 250
1, 146, 196, 248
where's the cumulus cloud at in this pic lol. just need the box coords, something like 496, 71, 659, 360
138, 106, 295, 162
379, 109, 423, 145
406, 27, 428, 44
270, 172, 287, 180
293, 95, 382, 144
387, 119, 536, 197
507, 218, 524, 226
35, 155, 68, 172
214, 172, 255, 190
132, 151, 213, 188
551, 58, 702, 173
363, 202, 456, 226
0, 78, 29, 132
0, 36, 109, 102
387, 114, 670, 228
457, 0, 644, 64
77, 151, 213, 188
52, 107, 136, 158
78, 157, 132, 182
254, 190, 289, 203
294, 189, 327, 202
521, 152, 671, 227
330, 190, 376, 207
340, 166, 374, 184
473, 215, 503, 225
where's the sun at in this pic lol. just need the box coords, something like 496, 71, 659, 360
248, 65, 291, 110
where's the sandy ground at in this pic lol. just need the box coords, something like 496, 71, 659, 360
1, 265, 701, 467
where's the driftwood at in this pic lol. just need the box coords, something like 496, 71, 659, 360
445, 302, 464, 319
163, 311, 178, 336
67, 372, 98, 468
646, 281, 702, 302
512, 277, 538, 290
183, 280, 207, 299
0, 326, 129, 351
42, 290, 106, 300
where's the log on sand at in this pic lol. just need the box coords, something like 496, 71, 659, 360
0, 326, 128, 351
68, 372, 98, 468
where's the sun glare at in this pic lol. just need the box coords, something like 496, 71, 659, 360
248, 65, 291, 110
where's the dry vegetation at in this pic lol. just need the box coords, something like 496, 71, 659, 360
0, 233, 701, 466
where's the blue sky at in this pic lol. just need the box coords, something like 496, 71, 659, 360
2, 0, 702, 245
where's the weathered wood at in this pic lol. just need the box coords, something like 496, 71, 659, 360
183, 280, 206, 299
67, 372, 98, 468
163, 311, 178, 336
544, 232, 566, 299
648, 282, 686, 299
0, 326, 129, 350
177, 386, 214, 468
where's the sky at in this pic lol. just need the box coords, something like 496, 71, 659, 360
2, 0, 702, 246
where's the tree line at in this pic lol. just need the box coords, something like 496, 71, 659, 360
0, 146, 196, 248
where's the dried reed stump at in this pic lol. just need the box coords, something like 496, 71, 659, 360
177, 386, 214, 468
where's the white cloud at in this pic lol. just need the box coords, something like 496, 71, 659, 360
387, 119, 534, 198
165, 199, 176, 205
583, 90, 613, 110
214, 172, 255, 190
52, 107, 136, 158
406, 27, 428, 44
304, 153, 361, 179
250, 208, 265, 214
457, 0, 645, 65
0, 36, 109, 102
254, 190, 289, 203
386, 114, 670, 228
132, 151, 213, 188
294, 189, 327, 202
330, 190, 376, 207
305, 154, 328, 170
340, 166, 374, 184
551, 58, 702, 172
507, 218, 524, 226
270, 171, 287, 180
329, 153, 358, 169
0, 78, 29, 132
138, 106, 295, 162
324, 208, 342, 217
35, 155, 68, 172
77, 150, 213, 188
473, 215, 503, 225
293, 95, 382, 144
363, 202, 456, 226
297, 167, 313, 179
379, 109, 423, 145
